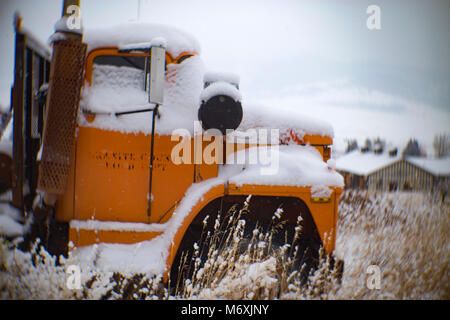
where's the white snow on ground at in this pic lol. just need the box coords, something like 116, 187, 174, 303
2, 190, 446, 299
331, 191, 449, 300
74, 235, 169, 276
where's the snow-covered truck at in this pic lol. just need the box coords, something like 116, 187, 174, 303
7, 1, 344, 281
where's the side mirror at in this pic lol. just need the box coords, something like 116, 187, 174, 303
118, 38, 166, 105
149, 43, 166, 105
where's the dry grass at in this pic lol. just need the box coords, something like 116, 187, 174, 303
171, 195, 341, 300
0, 190, 448, 299
332, 190, 449, 299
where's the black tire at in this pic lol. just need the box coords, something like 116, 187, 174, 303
19, 212, 69, 260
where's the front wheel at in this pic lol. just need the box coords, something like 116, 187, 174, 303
169, 196, 325, 296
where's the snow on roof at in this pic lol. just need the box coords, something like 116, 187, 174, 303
336, 151, 450, 177
407, 156, 450, 176
335, 151, 400, 176
83, 22, 201, 57
118, 37, 167, 51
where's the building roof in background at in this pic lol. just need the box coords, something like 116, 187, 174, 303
336, 151, 450, 177
335, 151, 400, 176
407, 157, 450, 176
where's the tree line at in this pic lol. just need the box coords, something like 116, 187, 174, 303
345, 134, 449, 158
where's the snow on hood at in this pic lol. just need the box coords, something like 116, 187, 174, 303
239, 102, 334, 139
220, 144, 343, 187
83, 22, 201, 57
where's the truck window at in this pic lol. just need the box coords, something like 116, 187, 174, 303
92, 55, 147, 91
88, 55, 149, 111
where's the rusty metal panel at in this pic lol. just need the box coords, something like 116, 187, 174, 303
11, 32, 26, 209
38, 40, 87, 194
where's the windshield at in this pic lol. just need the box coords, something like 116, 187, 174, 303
86, 55, 149, 113
92, 55, 147, 91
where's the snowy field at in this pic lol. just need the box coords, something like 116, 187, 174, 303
0, 190, 448, 300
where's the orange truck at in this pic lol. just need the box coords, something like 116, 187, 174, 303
6, 1, 343, 281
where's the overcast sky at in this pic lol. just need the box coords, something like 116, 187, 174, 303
0, 0, 449, 153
